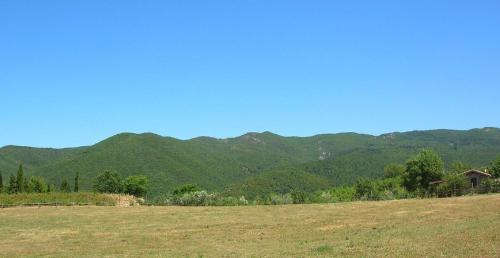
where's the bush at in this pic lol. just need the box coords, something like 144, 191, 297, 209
489, 155, 500, 178
435, 173, 469, 197
355, 177, 409, 201
27, 176, 48, 193
291, 190, 307, 204
148, 192, 249, 206
270, 193, 293, 205
60, 179, 71, 192
252, 193, 293, 205
124, 175, 149, 197
478, 178, 500, 194
316, 186, 356, 203
213, 195, 249, 206
172, 184, 201, 196
168, 191, 216, 206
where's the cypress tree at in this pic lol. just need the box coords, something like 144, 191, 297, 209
16, 164, 24, 193
7, 174, 17, 194
74, 172, 79, 192
0, 171, 3, 193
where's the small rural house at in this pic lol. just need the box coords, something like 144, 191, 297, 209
463, 169, 492, 188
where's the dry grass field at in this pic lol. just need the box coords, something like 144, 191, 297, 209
0, 194, 499, 257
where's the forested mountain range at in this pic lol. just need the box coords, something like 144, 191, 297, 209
1, 127, 499, 197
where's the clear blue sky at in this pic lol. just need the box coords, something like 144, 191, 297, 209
1, 1, 499, 148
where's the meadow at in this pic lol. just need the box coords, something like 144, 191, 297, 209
0, 194, 498, 257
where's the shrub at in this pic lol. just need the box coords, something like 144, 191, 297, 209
291, 190, 307, 204
317, 186, 356, 203
28, 176, 48, 193
488, 155, 500, 178
124, 175, 149, 197
269, 193, 293, 205
478, 178, 500, 194
355, 178, 378, 200
172, 184, 201, 196
355, 177, 409, 201
177, 191, 216, 206
435, 173, 469, 197
213, 195, 248, 206
148, 192, 249, 206
60, 179, 71, 192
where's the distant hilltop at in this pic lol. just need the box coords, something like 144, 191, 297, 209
1, 127, 499, 196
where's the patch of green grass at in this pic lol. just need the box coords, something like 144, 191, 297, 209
312, 244, 334, 253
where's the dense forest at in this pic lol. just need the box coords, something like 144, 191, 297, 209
1, 127, 500, 197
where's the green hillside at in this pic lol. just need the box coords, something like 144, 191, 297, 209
1, 127, 499, 197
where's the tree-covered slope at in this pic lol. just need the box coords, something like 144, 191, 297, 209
0, 127, 499, 196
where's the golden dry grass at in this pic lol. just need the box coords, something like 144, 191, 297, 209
0, 194, 499, 257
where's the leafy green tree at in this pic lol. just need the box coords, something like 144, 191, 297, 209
384, 163, 406, 178
93, 170, 123, 193
450, 161, 470, 174
60, 179, 71, 192
74, 172, 79, 192
16, 164, 24, 192
489, 155, 500, 178
172, 184, 201, 196
7, 174, 17, 194
124, 175, 149, 197
404, 149, 444, 192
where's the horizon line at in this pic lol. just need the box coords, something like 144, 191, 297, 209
1, 126, 498, 150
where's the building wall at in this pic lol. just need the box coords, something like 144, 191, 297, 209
466, 173, 488, 188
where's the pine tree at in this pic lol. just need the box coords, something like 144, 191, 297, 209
74, 172, 79, 192
7, 174, 17, 194
16, 164, 24, 193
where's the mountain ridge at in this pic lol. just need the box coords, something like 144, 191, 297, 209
4, 127, 499, 149
1, 127, 499, 197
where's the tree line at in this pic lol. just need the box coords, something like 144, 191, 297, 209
0, 165, 149, 197
1, 150, 499, 205
150, 150, 500, 206
0, 164, 79, 194
92, 170, 149, 197
322, 150, 500, 202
